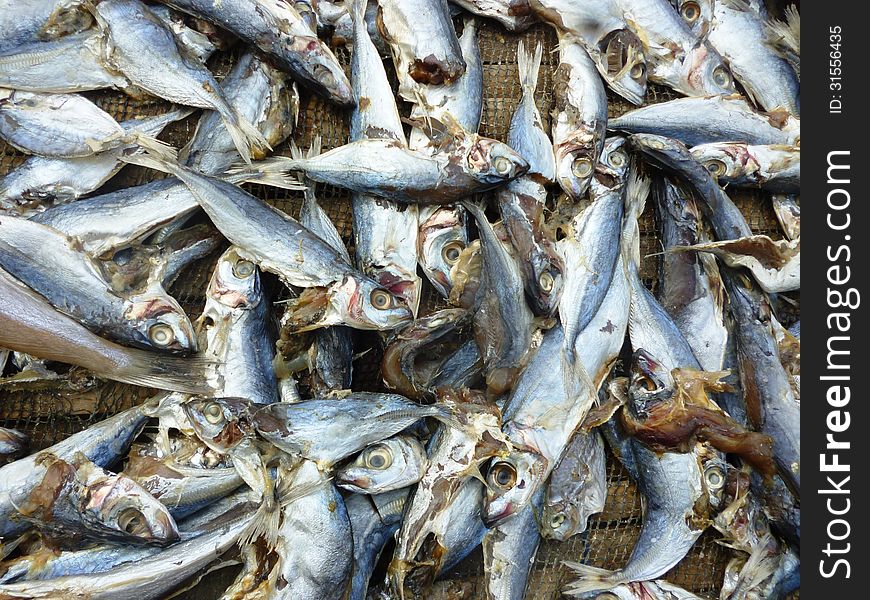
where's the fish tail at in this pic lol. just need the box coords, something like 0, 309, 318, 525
220, 111, 271, 165
765, 6, 800, 77
621, 164, 650, 274
562, 562, 621, 596
516, 40, 542, 96
126, 131, 179, 162
239, 494, 281, 549
114, 351, 217, 395
223, 158, 306, 190
351, 0, 368, 26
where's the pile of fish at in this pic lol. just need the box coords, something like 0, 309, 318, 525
0, 0, 799, 598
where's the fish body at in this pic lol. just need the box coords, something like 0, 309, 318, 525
551, 36, 608, 199
197, 247, 280, 405
483, 491, 543, 600
611, 96, 800, 147
346, 489, 408, 600
254, 394, 450, 467
542, 428, 606, 541
0, 407, 147, 539
0, 0, 92, 52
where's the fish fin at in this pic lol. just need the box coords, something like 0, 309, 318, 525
111, 350, 218, 395
562, 562, 620, 596
223, 158, 306, 190
221, 112, 271, 166
120, 148, 184, 178
516, 40, 542, 96
122, 131, 177, 162
621, 162, 650, 273
238, 494, 281, 549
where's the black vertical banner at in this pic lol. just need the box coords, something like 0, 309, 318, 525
803, 0, 868, 594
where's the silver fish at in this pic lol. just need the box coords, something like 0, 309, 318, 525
255, 125, 529, 205
653, 176, 728, 372
12, 452, 178, 546
1, 107, 192, 213
611, 95, 800, 147
184, 51, 299, 175
0, 407, 147, 540
551, 35, 608, 200
558, 136, 629, 361
336, 435, 428, 494
254, 393, 453, 467
129, 157, 412, 332
450, 0, 535, 31
485, 266, 629, 525
542, 427, 606, 541
267, 461, 352, 599
346, 489, 408, 600
389, 398, 507, 594
0, 90, 173, 159
690, 142, 800, 193
530, 1, 648, 105
0, 267, 213, 393
676, 0, 799, 114
417, 206, 469, 298
94, 0, 267, 164
498, 41, 562, 317
0, 0, 92, 52
465, 201, 536, 398
0, 217, 197, 353
0, 510, 254, 599
483, 490, 543, 600
379, 0, 465, 89
197, 247, 280, 404
157, 0, 353, 105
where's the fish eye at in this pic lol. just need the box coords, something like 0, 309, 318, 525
203, 402, 225, 425
148, 323, 175, 347
705, 159, 727, 177
608, 149, 627, 168
549, 513, 566, 529
441, 241, 465, 265
712, 65, 731, 88
370, 289, 393, 310
571, 156, 593, 178
493, 156, 513, 176
538, 271, 555, 293
629, 62, 646, 80
681, 1, 701, 23
488, 462, 518, 490
314, 65, 336, 87
364, 445, 393, 470
705, 464, 726, 490
232, 259, 255, 279
118, 507, 147, 536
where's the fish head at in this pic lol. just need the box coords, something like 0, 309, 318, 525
596, 29, 647, 106
418, 207, 469, 298
629, 134, 698, 174
684, 46, 735, 96
467, 137, 530, 186
699, 452, 731, 511
542, 501, 582, 541
627, 349, 675, 416
336, 435, 427, 494
183, 397, 254, 454
690, 143, 759, 182
287, 33, 354, 106
334, 275, 413, 331
482, 451, 548, 526
125, 288, 198, 353
589, 136, 630, 194
74, 458, 179, 546
206, 247, 264, 311
674, 0, 715, 38
554, 124, 603, 200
